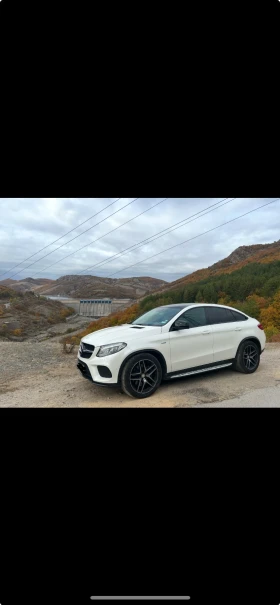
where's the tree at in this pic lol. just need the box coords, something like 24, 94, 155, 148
260, 297, 280, 330
240, 297, 261, 319
203, 283, 218, 303
262, 275, 280, 298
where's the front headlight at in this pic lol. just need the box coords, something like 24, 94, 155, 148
96, 342, 127, 357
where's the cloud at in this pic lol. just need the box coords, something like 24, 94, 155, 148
0, 198, 279, 282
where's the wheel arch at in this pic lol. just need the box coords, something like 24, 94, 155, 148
235, 336, 262, 358
117, 349, 167, 383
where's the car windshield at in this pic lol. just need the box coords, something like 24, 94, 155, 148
132, 306, 185, 326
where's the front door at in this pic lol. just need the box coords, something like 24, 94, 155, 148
169, 306, 214, 373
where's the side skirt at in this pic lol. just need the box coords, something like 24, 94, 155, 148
164, 360, 234, 381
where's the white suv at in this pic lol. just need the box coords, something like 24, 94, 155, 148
77, 303, 266, 399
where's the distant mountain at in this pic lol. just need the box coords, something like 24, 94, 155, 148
0, 275, 167, 300
0, 277, 53, 292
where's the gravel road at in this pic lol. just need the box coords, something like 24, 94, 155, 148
197, 384, 280, 407
0, 342, 279, 407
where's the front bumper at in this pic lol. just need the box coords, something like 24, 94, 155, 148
77, 359, 118, 387
77, 360, 93, 382
77, 344, 131, 386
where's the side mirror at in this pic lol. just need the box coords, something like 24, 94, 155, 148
172, 319, 190, 331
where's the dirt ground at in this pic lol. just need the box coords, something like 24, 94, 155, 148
0, 340, 280, 407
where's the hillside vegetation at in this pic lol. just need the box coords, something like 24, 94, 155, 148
69, 242, 280, 344
0, 287, 74, 340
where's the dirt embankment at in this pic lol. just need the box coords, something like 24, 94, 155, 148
0, 289, 77, 340
0, 342, 280, 408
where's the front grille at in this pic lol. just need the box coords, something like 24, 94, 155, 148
79, 342, 95, 359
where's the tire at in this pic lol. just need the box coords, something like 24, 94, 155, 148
234, 340, 260, 374
121, 353, 162, 399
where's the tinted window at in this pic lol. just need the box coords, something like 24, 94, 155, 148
132, 306, 186, 326
230, 310, 248, 321
177, 307, 207, 328
207, 307, 235, 325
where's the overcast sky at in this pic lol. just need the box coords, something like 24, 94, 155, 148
0, 198, 279, 283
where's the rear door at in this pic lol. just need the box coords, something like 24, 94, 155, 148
206, 306, 248, 362
169, 306, 214, 373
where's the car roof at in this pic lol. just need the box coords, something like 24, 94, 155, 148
163, 303, 201, 308
161, 303, 247, 313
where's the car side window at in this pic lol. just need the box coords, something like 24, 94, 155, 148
207, 307, 235, 325
230, 310, 248, 321
176, 306, 207, 328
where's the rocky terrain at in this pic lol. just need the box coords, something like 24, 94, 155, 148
0, 287, 76, 340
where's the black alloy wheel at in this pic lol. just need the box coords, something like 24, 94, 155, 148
243, 344, 259, 371
234, 340, 260, 374
121, 353, 162, 398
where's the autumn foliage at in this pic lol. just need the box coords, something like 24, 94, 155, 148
12, 328, 23, 336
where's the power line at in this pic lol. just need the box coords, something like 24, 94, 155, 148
0, 198, 122, 279
104, 198, 280, 279
0, 198, 231, 284
30, 199, 170, 278
77, 198, 235, 275
5, 198, 140, 281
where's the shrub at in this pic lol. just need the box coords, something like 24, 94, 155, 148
14, 303, 26, 311
264, 325, 280, 341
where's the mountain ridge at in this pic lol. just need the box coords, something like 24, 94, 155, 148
0, 274, 167, 300
152, 240, 280, 296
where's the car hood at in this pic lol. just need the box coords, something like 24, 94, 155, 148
81, 324, 163, 347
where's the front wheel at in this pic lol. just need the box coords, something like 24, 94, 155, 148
234, 340, 260, 374
121, 353, 162, 399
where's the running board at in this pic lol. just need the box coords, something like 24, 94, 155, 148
169, 362, 233, 380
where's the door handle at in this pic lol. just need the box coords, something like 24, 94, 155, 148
202, 330, 211, 334
234, 327, 242, 331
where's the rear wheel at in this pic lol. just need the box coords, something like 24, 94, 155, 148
234, 340, 260, 374
121, 353, 162, 398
